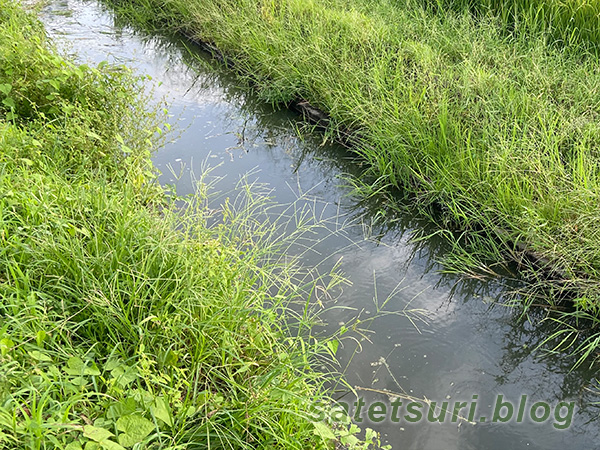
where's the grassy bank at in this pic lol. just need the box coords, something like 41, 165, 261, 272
105, 0, 600, 358
0, 2, 376, 448
422, 0, 600, 52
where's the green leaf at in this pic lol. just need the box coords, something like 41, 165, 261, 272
151, 397, 173, 427
83, 426, 114, 442
70, 377, 88, 387
162, 350, 178, 366
185, 406, 197, 418
65, 356, 84, 373
365, 428, 377, 442
0, 84, 11, 95
104, 359, 120, 371
86, 130, 103, 141
2, 97, 15, 109
76, 226, 91, 238
116, 414, 154, 447
111, 364, 138, 387
193, 391, 209, 410
234, 363, 251, 375
0, 338, 14, 356
107, 398, 138, 420
340, 434, 360, 447
65, 356, 101, 376
28, 350, 52, 362
131, 389, 154, 407
65, 441, 83, 450
36, 330, 46, 347
326, 339, 339, 355
313, 422, 336, 441
100, 440, 126, 450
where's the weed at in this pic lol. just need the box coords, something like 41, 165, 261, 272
0, 2, 376, 448
103, 0, 600, 363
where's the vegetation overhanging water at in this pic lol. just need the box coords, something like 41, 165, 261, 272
3, 0, 600, 448
0, 2, 381, 448
102, 0, 600, 367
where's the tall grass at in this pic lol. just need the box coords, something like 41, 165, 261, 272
0, 2, 376, 448
421, 0, 600, 52
103, 0, 600, 364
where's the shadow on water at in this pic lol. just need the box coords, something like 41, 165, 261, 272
39, 1, 600, 449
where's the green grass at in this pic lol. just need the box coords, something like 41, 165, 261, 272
0, 2, 379, 448
102, 0, 600, 363
421, 0, 600, 53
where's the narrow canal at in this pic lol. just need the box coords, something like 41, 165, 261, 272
39, 1, 600, 448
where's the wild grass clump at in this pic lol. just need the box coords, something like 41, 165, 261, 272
104, 0, 600, 362
0, 2, 373, 448
420, 0, 600, 53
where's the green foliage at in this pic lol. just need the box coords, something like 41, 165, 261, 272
0, 2, 371, 449
105, 0, 600, 363
419, 0, 600, 53
0, 3, 159, 185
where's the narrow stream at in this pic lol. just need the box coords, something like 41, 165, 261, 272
39, 1, 599, 448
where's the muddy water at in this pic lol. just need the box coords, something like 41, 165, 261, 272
40, 1, 599, 448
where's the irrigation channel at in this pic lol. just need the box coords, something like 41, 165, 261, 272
39, 1, 599, 448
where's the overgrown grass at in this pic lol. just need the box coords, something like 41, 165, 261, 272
102, 0, 600, 363
421, 0, 600, 52
0, 2, 379, 448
